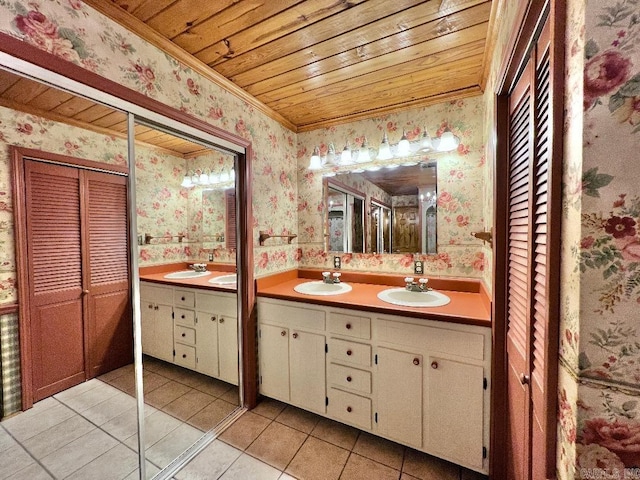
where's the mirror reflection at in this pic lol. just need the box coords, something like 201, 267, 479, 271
324, 162, 437, 254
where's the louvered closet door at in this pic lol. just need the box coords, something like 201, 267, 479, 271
85, 171, 132, 377
226, 191, 236, 250
25, 161, 86, 401
506, 58, 534, 480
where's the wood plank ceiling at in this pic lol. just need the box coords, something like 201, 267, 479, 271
88, 0, 495, 132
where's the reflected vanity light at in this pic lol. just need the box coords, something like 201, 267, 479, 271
307, 124, 460, 176
181, 167, 235, 189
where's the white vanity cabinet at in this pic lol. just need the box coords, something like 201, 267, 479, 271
140, 282, 174, 363
258, 299, 326, 415
140, 281, 238, 385
256, 296, 491, 474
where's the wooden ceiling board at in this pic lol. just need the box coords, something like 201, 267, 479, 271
51, 95, 96, 118
245, 22, 488, 98
145, 0, 237, 40
27, 87, 75, 112
0, 70, 19, 93
361, 164, 437, 197
72, 104, 120, 124
2, 77, 50, 105
196, 0, 369, 66
127, 0, 176, 22
90, 111, 128, 130
227, 0, 490, 87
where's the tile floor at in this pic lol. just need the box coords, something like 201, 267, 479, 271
0, 358, 489, 480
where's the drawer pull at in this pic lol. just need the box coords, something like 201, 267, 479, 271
181, 296, 185, 301
154, 305, 159, 310
281, 330, 286, 337
346, 349, 352, 356
346, 376, 352, 382
148, 304, 153, 309
292, 332, 299, 339
346, 323, 352, 330
219, 317, 225, 323
181, 333, 186, 337
430, 360, 437, 369
211, 316, 217, 322
182, 354, 187, 359
346, 406, 352, 413
181, 314, 185, 319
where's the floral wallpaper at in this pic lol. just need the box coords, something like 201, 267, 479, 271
297, 97, 488, 278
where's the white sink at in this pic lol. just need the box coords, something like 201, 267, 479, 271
163, 270, 211, 279
208, 274, 237, 285
294, 281, 352, 296
377, 288, 451, 307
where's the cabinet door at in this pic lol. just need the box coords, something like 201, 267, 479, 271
290, 330, 326, 414
154, 304, 174, 363
259, 324, 290, 402
140, 301, 156, 357
196, 312, 219, 377
426, 357, 484, 470
218, 315, 238, 385
376, 347, 423, 448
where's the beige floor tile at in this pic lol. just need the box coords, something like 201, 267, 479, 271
253, 396, 287, 420
340, 453, 401, 480
187, 398, 237, 432
22, 414, 95, 459
461, 467, 489, 480
286, 436, 350, 480
191, 377, 233, 398
124, 461, 160, 480
65, 443, 139, 480
107, 372, 137, 396
9, 461, 53, 480
164, 366, 210, 388
276, 405, 321, 434
400, 474, 420, 480
220, 386, 241, 405
175, 439, 242, 480
402, 449, 460, 480
311, 418, 360, 450
81, 391, 137, 426
143, 371, 171, 394
98, 363, 135, 383
219, 411, 271, 450
246, 421, 307, 470
2, 401, 75, 442
124, 409, 183, 451
278, 474, 297, 480
220, 453, 281, 480
352, 432, 405, 470
0, 444, 35, 479
101, 403, 157, 442
144, 380, 192, 409
0, 427, 18, 453
163, 389, 215, 422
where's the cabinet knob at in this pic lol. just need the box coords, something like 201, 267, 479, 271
181, 314, 185, 319
346, 349, 352, 356
211, 316, 217, 322
181, 333, 186, 337
181, 297, 185, 301
292, 332, 299, 339
346, 376, 352, 382
82, 289, 89, 295
281, 330, 286, 336
154, 305, 159, 310
346, 406, 352, 413
346, 323, 352, 330
219, 317, 225, 323
148, 304, 153, 309
182, 354, 187, 359
430, 360, 437, 368
520, 373, 530, 385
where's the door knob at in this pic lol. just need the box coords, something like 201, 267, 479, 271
82, 290, 89, 295
520, 373, 530, 385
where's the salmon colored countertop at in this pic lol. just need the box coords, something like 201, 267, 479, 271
257, 270, 491, 328
139, 262, 236, 293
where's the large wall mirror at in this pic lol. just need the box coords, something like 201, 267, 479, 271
324, 161, 437, 255
1, 53, 246, 480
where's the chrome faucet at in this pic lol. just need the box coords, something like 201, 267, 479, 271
322, 271, 342, 284
404, 277, 431, 292
189, 263, 207, 273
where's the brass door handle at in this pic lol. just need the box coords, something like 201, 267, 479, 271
520, 374, 530, 385
82, 290, 89, 295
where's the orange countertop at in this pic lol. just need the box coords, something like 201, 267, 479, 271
257, 270, 491, 328
139, 262, 236, 293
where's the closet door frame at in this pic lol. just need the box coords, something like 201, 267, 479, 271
492, 0, 565, 478
11, 147, 129, 408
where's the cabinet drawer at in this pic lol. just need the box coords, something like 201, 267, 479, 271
196, 291, 236, 317
175, 325, 196, 345
259, 300, 325, 331
174, 289, 195, 308
328, 363, 371, 395
174, 308, 195, 326
328, 338, 371, 367
140, 282, 173, 305
174, 344, 196, 369
328, 312, 371, 340
328, 388, 371, 430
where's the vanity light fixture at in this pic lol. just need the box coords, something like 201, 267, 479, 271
434, 128, 460, 152
397, 130, 411, 156
421, 126, 433, 151
181, 167, 235, 189
356, 137, 371, 163
309, 146, 322, 170
378, 132, 392, 160
340, 141, 352, 165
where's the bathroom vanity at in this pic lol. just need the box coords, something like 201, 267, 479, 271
257, 271, 491, 474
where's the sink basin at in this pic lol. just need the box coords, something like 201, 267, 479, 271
163, 270, 211, 279
208, 274, 237, 285
294, 281, 353, 296
377, 288, 451, 307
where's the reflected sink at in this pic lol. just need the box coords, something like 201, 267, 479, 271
163, 270, 211, 279
294, 281, 353, 296
208, 274, 237, 285
377, 288, 451, 307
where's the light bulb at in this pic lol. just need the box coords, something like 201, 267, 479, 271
357, 137, 370, 163
341, 142, 352, 165
191, 172, 199, 185
377, 132, 392, 160
199, 170, 209, 185
220, 169, 230, 182
437, 130, 460, 152
397, 130, 410, 156
421, 127, 433, 151
181, 175, 192, 188
309, 146, 322, 170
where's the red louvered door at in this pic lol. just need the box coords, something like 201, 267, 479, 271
504, 13, 559, 480
26, 161, 86, 401
25, 160, 130, 401
226, 191, 236, 251
85, 171, 132, 377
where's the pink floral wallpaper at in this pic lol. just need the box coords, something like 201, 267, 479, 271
297, 97, 489, 278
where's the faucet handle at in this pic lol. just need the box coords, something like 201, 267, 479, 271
418, 278, 429, 284
322, 271, 331, 278
404, 277, 415, 284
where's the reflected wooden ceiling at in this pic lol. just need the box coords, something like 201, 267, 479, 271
362, 163, 436, 196
0, 69, 209, 157
87, 0, 495, 132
